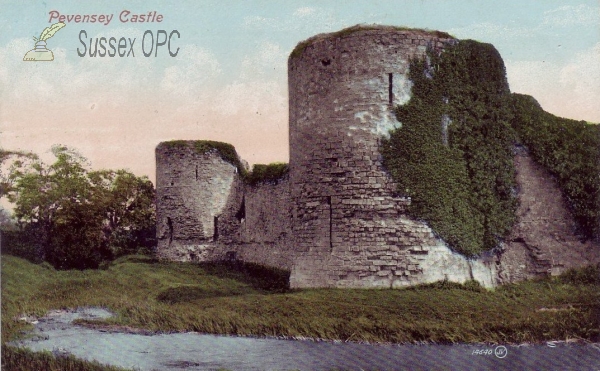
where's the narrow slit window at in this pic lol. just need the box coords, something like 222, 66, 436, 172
235, 196, 246, 222
167, 217, 174, 244
213, 216, 219, 241
388, 73, 393, 105
327, 196, 333, 251
195, 165, 198, 180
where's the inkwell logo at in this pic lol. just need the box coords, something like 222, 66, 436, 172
23, 22, 66, 61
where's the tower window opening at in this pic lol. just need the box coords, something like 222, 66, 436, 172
327, 196, 333, 251
235, 196, 246, 222
213, 216, 219, 241
167, 217, 174, 244
195, 165, 198, 180
388, 73, 394, 105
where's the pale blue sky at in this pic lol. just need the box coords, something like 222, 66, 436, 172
1, 0, 599, 181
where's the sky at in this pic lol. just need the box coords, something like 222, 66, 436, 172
0, 0, 599, 184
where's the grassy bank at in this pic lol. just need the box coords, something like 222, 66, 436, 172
2, 254, 599, 347
1, 345, 133, 371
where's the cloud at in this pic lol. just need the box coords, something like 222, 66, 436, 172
447, 22, 537, 42
543, 4, 599, 26
243, 6, 351, 34
294, 7, 316, 17
0, 32, 291, 182
506, 42, 600, 122
159, 44, 222, 101
0, 29, 161, 107
449, 4, 599, 43
239, 41, 287, 80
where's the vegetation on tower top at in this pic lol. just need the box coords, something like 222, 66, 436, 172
158, 140, 247, 175
289, 24, 455, 59
158, 140, 289, 185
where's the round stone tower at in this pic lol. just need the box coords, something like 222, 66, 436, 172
155, 141, 239, 261
288, 26, 464, 287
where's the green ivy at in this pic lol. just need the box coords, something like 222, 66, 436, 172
510, 94, 600, 240
245, 162, 289, 185
382, 40, 517, 256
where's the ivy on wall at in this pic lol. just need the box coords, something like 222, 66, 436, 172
382, 40, 517, 256
510, 94, 600, 240
383, 38, 600, 255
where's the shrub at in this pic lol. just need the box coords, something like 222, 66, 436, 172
244, 162, 289, 185
559, 264, 600, 285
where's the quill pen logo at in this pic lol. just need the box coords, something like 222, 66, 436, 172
23, 22, 66, 61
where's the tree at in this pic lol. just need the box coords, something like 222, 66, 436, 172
3, 145, 156, 269
89, 169, 156, 257
0, 149, 39, 198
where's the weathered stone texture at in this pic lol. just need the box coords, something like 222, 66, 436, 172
208, 177, 295, 270
156, 142, 295, 270
156, 144, 238, 261
497, 148, 600, 282
287, 28, 492, 288
156, 26, 598, 289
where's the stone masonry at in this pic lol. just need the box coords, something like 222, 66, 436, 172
155, 26, 599, 289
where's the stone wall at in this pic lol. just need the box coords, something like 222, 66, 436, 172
156, 143, 238, 261
497, 147, 600, 282
287, 28, 497, 288
156, 142, 295, 270
208, 177, 296, 270
156, 26, 598, 290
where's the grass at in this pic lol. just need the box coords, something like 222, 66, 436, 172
1, 345, 134, 371
2, 254, 599, 346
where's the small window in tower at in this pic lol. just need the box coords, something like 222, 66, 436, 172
213, 216, 219, 241
327, 196, 333, 251
167, 217, 174, 244
235, 196, 246, 222
195, 165, 198, 180
388, 73, 394, 105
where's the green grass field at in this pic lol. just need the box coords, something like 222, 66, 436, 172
2, 254, 599, 370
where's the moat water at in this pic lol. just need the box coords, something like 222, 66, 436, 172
11, 308, 600, 371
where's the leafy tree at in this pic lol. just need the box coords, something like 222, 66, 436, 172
88, 169, 156, 257
2, 145, 156, 269
0, 149, 39, 198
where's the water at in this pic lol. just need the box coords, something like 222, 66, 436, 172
11, 308, 600, 371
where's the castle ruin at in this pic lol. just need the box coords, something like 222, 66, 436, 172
156, 26, 599, 288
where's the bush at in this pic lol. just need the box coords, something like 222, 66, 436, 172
0, 227, 44, 263
559, 264, 600, 285
244, 162, 289, 185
